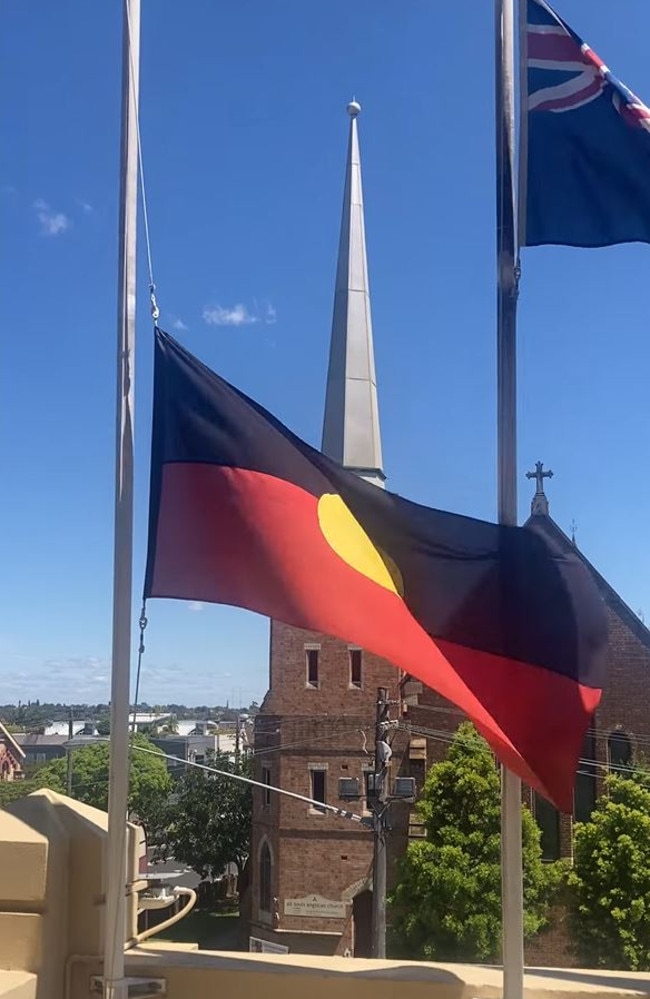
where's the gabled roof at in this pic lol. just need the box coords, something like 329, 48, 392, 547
14, 734, 67, 747
0, 720, 26, 761
526, 513, 650, 649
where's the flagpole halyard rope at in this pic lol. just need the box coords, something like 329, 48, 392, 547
123, 0, 159, 323
131, 603, 148, 736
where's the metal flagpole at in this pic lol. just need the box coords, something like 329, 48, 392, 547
103, 0, 141, 996
495, 1, 524, 999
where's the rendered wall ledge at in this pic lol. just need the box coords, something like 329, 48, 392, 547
0, 970, 37, 999
104, 948, 650, 999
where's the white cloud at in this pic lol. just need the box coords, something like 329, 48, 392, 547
172, 318, 189, 331
188, 601, 204, 612
33, 199, 71, 236
203, 303, 256, 327
202, 301, 277, 328
76, 199, 93, 215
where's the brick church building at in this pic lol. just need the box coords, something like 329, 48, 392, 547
405, 470, 650, 863
247, 102, 650, 961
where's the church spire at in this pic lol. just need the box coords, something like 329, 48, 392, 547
322, 100, 385, 487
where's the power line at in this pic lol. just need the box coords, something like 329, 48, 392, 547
403, 722, 650, 788
35, 723, 650, 816
251, 725, 373, 757
133, 743, 373, 828
404, 699, 650, 750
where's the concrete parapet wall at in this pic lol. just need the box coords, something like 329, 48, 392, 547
0, 791, 143, 999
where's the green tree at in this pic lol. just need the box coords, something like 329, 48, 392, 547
389, 723, 561, 962
163, 751, 252, 879
569, 773, 650, 970
19, 734, 172, 839
0, 771, 65, 808
96, 717, 111, 737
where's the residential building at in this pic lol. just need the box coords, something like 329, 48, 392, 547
13, 734, 68, 766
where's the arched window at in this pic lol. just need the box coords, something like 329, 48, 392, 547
608, 730, 632, 774
259, 841, 272, 914
534, 793, 560, 861
575, 730, 597, 823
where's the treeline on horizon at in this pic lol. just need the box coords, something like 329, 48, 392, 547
0, 700, 260, 729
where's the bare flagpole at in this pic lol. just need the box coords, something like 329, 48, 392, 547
495, 1, 524, 998
103, 0, 141, 996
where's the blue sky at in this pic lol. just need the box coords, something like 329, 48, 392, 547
1, 0, 649, 707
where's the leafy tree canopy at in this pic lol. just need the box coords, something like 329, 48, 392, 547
570, 771, 650, 971
389, 723, 562, 962
162, 751, 252, 880
2, 734, 172, 839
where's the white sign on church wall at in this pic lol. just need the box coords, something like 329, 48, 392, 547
284, 894, 346, 918
249, 936, 289, 954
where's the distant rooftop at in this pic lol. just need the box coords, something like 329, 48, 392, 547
14, 734, 68, 747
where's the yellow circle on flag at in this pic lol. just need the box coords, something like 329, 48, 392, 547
317, 493, 403, 595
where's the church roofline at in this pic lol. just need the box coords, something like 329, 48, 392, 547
0, 720, 26, 761
525, 512, 650, 650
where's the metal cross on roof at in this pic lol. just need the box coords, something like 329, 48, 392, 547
526, 461, 553, 494
526, 461, 553, 516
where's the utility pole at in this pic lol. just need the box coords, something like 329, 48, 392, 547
371, 687, 391, 959
66, 707, 74, 796
235, 712, 249, 766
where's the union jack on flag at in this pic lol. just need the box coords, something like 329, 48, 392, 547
523, 0, 650, 247
527, 0, 650, 127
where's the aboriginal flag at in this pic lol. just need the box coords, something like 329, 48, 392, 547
145, 329, 607, 810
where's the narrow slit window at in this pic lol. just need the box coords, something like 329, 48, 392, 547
311, 769, 326, 811
534, 792, 561, 861
259, 843, 272, 913
262, 765, 271, 807
575, 731, 597, 823
349, 648, 362, 688
306, 648, 319, 687
608, 730, 632, 774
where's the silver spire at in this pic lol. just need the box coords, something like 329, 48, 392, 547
322, 100, 385, 487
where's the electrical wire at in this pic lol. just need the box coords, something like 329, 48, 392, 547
250, 725, 374, 757
132, 743, 373, 827
402, 722, 650, 786
50, 721, 650, 821
404, 699, 650, 752
37, 724, 650, 800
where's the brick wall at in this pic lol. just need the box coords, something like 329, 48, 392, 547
250, 621, 406, 955
264, 621, 401, 716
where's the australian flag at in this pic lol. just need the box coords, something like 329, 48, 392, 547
524, 0, 650, 247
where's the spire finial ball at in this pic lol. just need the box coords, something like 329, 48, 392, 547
347, 100, 361, 117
